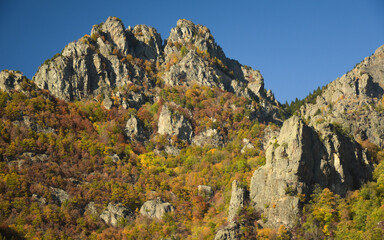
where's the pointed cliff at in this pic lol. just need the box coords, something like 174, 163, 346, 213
32, 17, 281, 122
301, 44, 384, 147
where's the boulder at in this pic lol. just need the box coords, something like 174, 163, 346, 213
50, 187, 70, 205
32, 194, 47, 205
140, 198, 175, 219
240, 138, 255, 154
102, 95, 113, 109
165, 146, 181, 156
100, 202, 133, 226
198, 185, 213, 198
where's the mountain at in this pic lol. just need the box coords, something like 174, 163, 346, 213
302, 45, 384, 147
0, 17, 383, 239
32, 17, 280, 122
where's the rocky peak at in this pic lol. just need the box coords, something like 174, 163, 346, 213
165, 19, 225, 61
31, 16, 281, 123
132, 24, 163, 60
301, 44, 384, 147
91, 16, 129, 55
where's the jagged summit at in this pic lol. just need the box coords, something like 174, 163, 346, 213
301, 43, 384, 147
1, 16, 384, 239
91, 16, 130, 55
32, 16, 280, 121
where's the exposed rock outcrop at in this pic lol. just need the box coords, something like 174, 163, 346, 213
214, 180, 248, 239
240, 138, 255, 154
214, 222, 242, 240
0, 70, 24, 92
32, 17, 281, 123
131, 24, 163, 60
100, 202, 134, 226
50, 187, 70, 205
302, 44, 384, 147
250, 116, 372, 228
162, 19, 280, 121
192, 129, 223, 147
33, 17, 152, 101
91, 16, 129, 55
198, 185, 213, 198
85, 202, 99, 216
32, 194, 47, 205
125, 115, 146, 141
12, 116, 55, 134
140, 198, 175, 219
158, 104, 193, 143
228, 180, 248, 223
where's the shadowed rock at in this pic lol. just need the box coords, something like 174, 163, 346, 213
250, 116, 372, 228
140, 198, 175, 219
100, 202, 133, 227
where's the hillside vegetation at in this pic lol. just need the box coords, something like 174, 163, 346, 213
1, 17, 384, 239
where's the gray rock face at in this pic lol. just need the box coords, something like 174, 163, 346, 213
163, 20, 269, 98
192, 129, 223, 147
158, 104, 193, 143
50, 187, 70, 205
132, 24, 163, 60
125, 115, 146, 141
140, 198, 175, 219
250, 116, 371, 228
33, 17, 152, 101
91, 16, 129, 55
12, 116, 55, 134
0, 70, 24, 92
100, 202, 133, 227
102, 95, 113, 109
228, 180, 247, 223
164, 19, 226, 61
31, 17, 281, 124
32, 194, 47, 205
163, 50, 229, 89
165, 145, 181, 156
85, 202, 98, 216
302, 44, 384, 147
214, 222, 242, 240
198, 185, 213, 198
240, 138, 255, 154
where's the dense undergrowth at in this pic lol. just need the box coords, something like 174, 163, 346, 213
0, 79, 268, 239
0, 79, 383, 239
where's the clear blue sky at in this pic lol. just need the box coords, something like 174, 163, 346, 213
1, 0, 383, 103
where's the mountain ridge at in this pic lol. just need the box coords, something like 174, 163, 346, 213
1, 17, 384, 239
